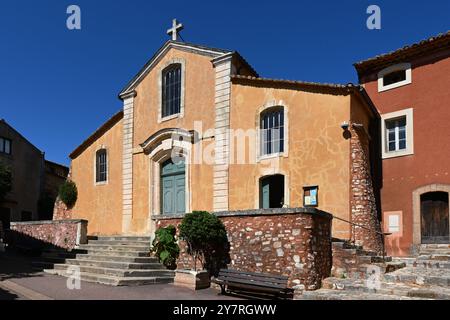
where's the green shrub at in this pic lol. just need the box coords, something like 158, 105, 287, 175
152, 225, 180, 270
0, 161, 12, 202
179, 211, 230, 274
58, 180, 78, 208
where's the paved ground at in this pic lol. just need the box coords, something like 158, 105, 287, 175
0, 252, 240, 300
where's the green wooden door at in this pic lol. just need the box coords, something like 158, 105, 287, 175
161, 159, 186, 215
261, 178, 270, 209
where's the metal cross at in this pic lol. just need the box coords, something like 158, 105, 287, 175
167, 19, 184, 41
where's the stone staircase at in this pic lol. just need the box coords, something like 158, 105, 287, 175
35, 236, 175, 286
296, 243, 450, 300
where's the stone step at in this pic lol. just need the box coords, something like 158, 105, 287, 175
88, 240, 151, 246
34, 256, 67, 264
321, 277, 450, 299
343, 262, 406, 279
41, 252, 78, 259
358, 256, 392, 264
298, 289, 429, 300
63, 258, 165, 270
83, 249, 150, 257
51, 263, 174, 278
383, 268, 450, 287
420, 244, 450, 249
95, 236, 152, 242
420, 250, 450, 255
77, 244, 151, 252
393, 258, 450, 269
75, 254, 159, 264
417, 254, 450, 261
44, 269, 173, 286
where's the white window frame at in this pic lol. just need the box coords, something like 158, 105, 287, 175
256, 101, 289, 162
378, 63, 412, 92
94, 146, 109, 186
381, 108, 414, 159
157, 58, 186, 123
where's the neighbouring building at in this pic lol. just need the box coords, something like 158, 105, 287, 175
354, 31, 450, 256
65, 21, 383, 252
0, 119, 69, 228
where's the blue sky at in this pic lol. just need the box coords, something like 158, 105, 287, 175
1, 0, 449, 165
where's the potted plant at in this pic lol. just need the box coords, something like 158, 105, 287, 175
175, 211, 228, 290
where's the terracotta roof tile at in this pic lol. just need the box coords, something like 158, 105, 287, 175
354, 31, 450, 75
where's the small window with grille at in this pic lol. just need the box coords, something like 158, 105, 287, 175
96, 149, 108, 183
260, 107, 284, 156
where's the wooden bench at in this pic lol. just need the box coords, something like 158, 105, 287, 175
212, 269, 293, 299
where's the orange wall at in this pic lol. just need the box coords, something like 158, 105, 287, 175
129, 48, 216, 234
70, 120, 123, 236
229, 83, 352, 238
361, 51, 450, 255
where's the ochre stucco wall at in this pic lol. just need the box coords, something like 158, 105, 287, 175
129, 48, 216, 234
361, 51, 450, 255
229, 83, 352, 239
70, 119, 123, 236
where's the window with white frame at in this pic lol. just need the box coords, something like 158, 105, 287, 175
161, 64, 182, 118
386, 117, 407, 152
0, 137, 12, 155
381, 108, 414, 159
260, 107, 284, 156
378, 63, 412, 92
95, 149, 108, 183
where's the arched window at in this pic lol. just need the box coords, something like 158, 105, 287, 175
96, 149, 108, 183
162, 64, 182, 118
260, 107, 284, 156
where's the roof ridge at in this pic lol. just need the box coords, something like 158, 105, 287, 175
231, 74, 358, 89
354, 30, 450, 72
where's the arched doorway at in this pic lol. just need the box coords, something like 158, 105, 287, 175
421, 192, 449, 244
160, 158, 186, 215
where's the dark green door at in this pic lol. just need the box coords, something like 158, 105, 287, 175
161, 159, 186, 215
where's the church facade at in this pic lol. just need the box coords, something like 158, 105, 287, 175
66, 25, 382, 250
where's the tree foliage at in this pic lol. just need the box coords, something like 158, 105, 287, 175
58, 180, 78, 208
152, 225, 180, 270
179, 211, 230, 274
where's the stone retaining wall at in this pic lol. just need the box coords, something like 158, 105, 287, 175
154, 208, 332, 289
10, 219, 87, 250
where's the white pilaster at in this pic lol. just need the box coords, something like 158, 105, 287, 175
212, 54, 233, 211
121, 91, 136, 234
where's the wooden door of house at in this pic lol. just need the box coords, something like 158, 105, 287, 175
161, 159, 185, 215
421, 192, 449, 244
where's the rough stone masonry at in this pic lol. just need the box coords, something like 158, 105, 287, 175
155, 208, 332, 289
350, 125, 383, 253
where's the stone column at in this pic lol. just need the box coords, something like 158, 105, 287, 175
350, 125, 383, 253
